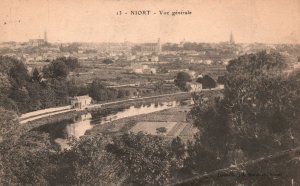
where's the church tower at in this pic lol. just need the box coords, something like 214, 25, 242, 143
157, 38, 161, 53
44, 29, 48, 43
229, 32, 235, 44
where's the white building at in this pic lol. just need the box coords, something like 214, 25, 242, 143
28, 39, 46, 47
150, 55, 159, 62
70, 95, 92, 109
130, 64, 156, 74
186, 82, 202, 92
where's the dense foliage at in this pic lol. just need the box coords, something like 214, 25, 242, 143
88, 79, 130, 101
106, 133, 185, 185
174, 72, 192, 91
162, 42, 237, 58
102, 59, 114, 64
1, 125, 185, 186
0, 56, 84, 113
182, 51, 300, 185
196, 74, 217, 89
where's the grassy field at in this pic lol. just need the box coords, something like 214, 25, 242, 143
130, 121, 177, 135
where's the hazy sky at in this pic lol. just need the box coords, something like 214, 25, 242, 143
0, 0, 299, 43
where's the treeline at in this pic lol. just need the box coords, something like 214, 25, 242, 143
59, 43, 79, 53
0, 124, 186, 186
0, 56, 130, 114
88, 79, 130, 102
174, 71, 218, 91
0, 56, 83, 114
162, 42, 237, 55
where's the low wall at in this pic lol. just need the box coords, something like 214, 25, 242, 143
20, 105, 72, 120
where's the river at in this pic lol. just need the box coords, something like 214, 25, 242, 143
36, 99, 193, 150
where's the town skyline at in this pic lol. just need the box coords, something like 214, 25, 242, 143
0, 0, 299, 44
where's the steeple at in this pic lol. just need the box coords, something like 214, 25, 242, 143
157, 38, 161, 53
229, 32, 235, 44
44, 29, 48, 42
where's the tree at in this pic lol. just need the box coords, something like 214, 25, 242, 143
0, 97, 19, 112
201, 75, 216, 89
171, 137, 185, 160
61, 134, 124, 185
196, 76, 202, 84
0, 108, 21, 185
32, 68, 41, 82
9, 85, 31, 113
102, 59, 114, 64
156, 127, 167, 134
174, 72, 192, 91
226, 51, 287, 75
88, 79, 117, 101
43, 60, 69, 79
184, 137, 223, 175
77, 85, 89, 96
184, 51, 300, 184
66, 79, 79, 97
50, 57, 80, 71
39, 85, 56, 108
0, 108, 20, 143
26, 82, 41, 111
217, 75, 226, 84
189, 97, 232, 160
107, 88, 119, 100
1, 131, 58, 185
61, 57, 80, 70
0, 73, 11, 95
117, 89, 130, 98
0, 56, 21, 74
50, 79, 69, 106
9, 61, 29, 87
170, 137, 186, 177
106, 132, 174, 185
88, 80, 107, 101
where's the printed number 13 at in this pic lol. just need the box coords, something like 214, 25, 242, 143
117, 11, 122, 15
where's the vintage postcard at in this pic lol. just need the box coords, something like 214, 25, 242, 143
0, 0, 299, 185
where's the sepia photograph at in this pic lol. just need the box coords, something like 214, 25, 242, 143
0, 0, 299, 185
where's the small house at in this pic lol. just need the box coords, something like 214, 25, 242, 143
150, 55, 159, 62
186, 82, 202, 92
70, 95, 92, 109
130, 64, 156, 74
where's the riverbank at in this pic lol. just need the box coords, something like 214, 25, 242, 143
21, 110, 81, 132
22, 89, 221, 134
87, 91, 191, 111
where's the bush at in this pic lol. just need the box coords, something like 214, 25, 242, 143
174, 72, 192, 91
156, 127, 167, 134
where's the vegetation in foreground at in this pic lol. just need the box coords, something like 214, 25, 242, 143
0, 51, 300, 185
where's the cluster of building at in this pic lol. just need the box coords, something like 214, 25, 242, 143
1, 31, 299, 75
129, 64, 157, 74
